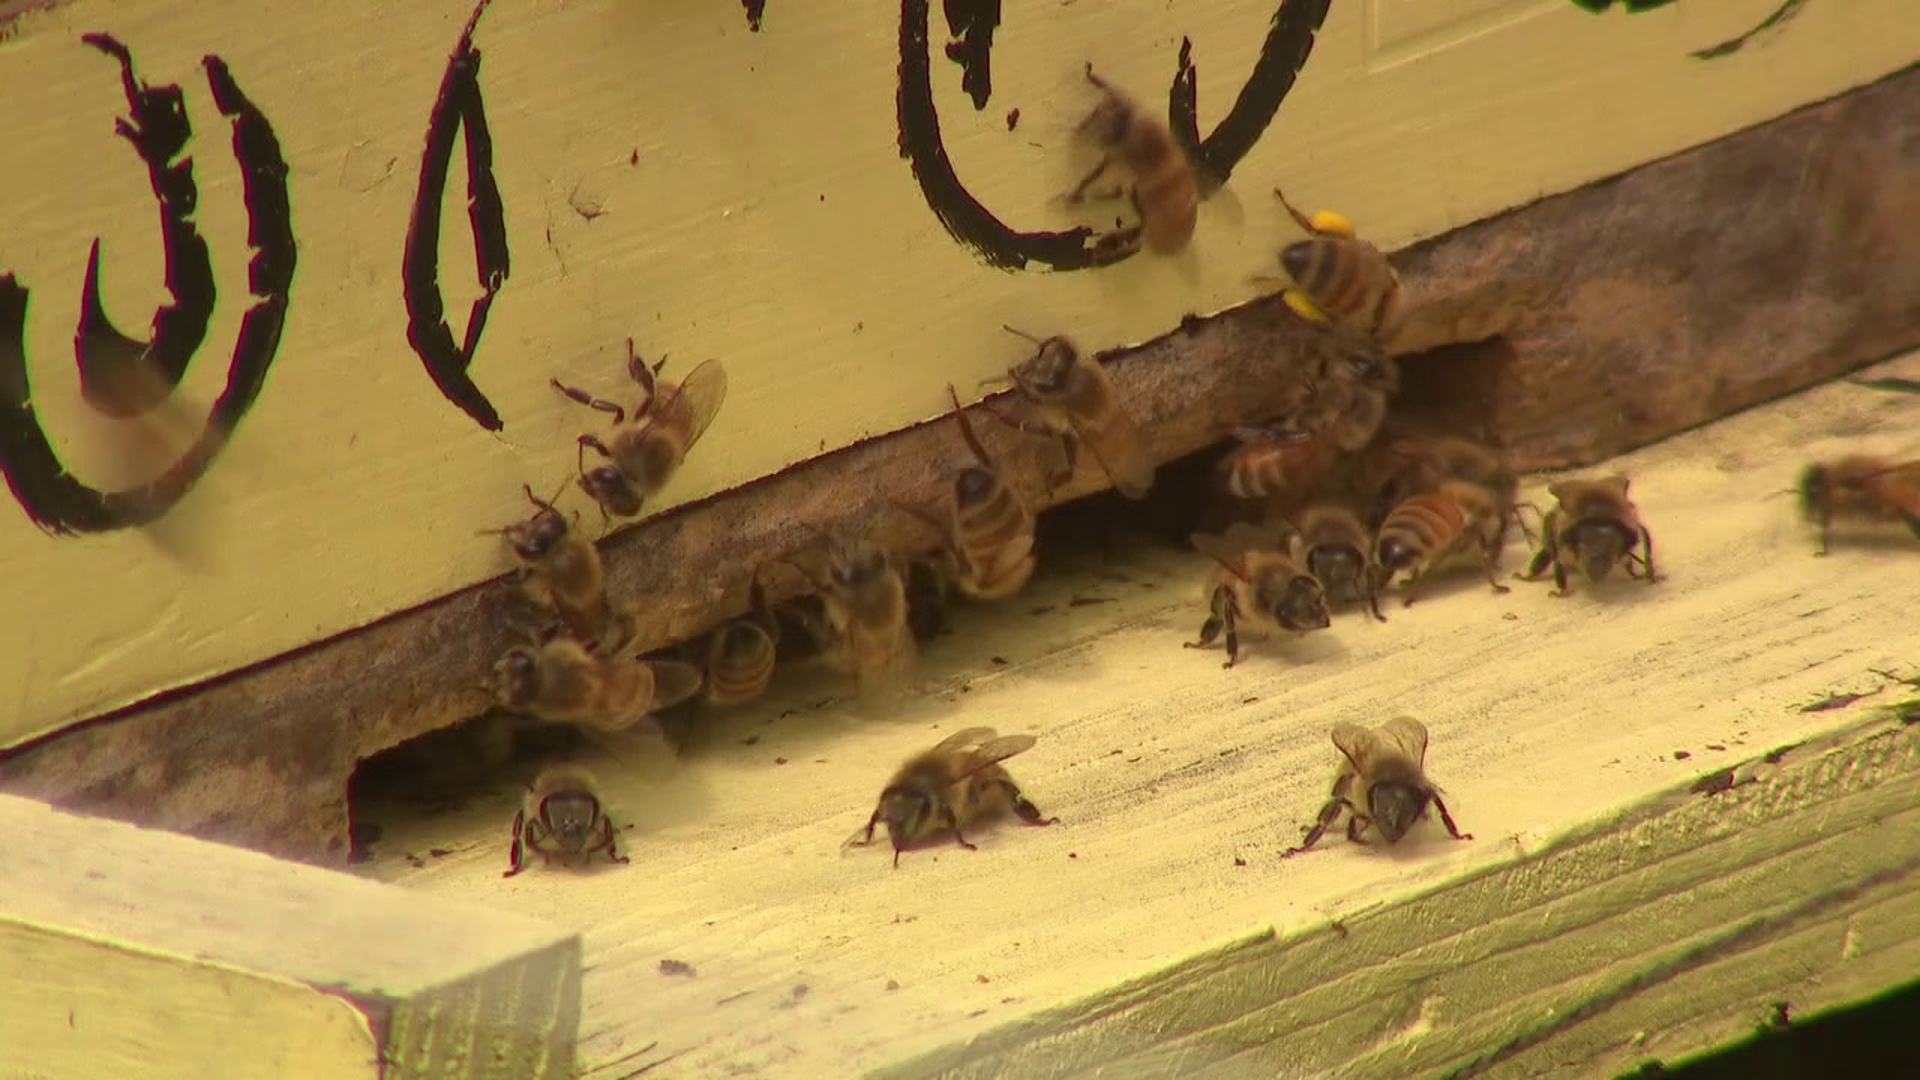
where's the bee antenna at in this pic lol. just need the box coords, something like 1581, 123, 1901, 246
1000, 324, 1045, 346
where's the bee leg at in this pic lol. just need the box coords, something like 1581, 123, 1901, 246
593, 815, 629, 867
1363, 580, 1388, 623
1398, 569, 1426, 608
1482, 551, 1513, 595
1271, 187, 1317, 235
1064, 156, 1115, 205
1549, 550, 1572, 599
1345, 816, 1369, 845
1281, 289, 1333, 326
1816, 509, 1832, 556
502, 811, 529, 878
1184, 615, 1223, 651
551, 378, 626, 425
623, 337, 663, 413
1280, 796, 1346, 858
1516, 528, 1557, 582
1219, 601, 1242, 668
1638, 527, 1661, 584
1430, 793, 1474, 842
1001, 782, 1061, 827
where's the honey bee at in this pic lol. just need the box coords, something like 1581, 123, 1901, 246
1216, 424, 1339, 520
1357, 432, 1519, 534
844, 726, 1059, 868
1281, 716, 1472, 857
1271, 186, 1402, 345
1798, 455, 1920, 554
551, 338, 728, 521
478, 482, 628, 651
989, 326, 1155, 500
699, 565, 782, 707
1518, 475, 1660, 596
1292, 502, 1386, 621
780, 527, 918, 695
493, 634, 706, 734
1066, 64, 1200, 256
1306, 348, 1400, 454
896, 385, 1038, 601
1184, 523, 1332, 668
1373, 479, 1513, 607
503, 764, 627, 877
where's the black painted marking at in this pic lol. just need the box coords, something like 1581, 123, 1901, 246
742, 0, 766, 32
76, 33, 214, 417
0, 46, 294, 535
203, 55, 297, 433
1567, 0, 1676, 11
402, 0, 510, 432
1691, 0, 1807, 60
942, 0, 999, 110
896, 0, 1331, 272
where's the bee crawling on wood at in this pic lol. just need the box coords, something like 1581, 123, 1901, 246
1270, 186, 1403, 346
1373, 479, 1513, 607
1282, 716, 1472, 857
892, 385, 1039, 602
984, 326, 1155, 501
1185, 522, 1331, 669
1516, 475, 1660, 596
696, 563, 784, 708
845, 727, 1058, 868
778, 524, 918, 697
503, 764, 627, 877
1292, 501, 1387, 622
492, 625, 705, 735
1797, 455, 1920, 554
1067, 64, 1203, 257
478, 481, 628, 652
551, 338, 728, 522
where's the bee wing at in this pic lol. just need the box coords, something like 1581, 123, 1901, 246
645, 658, 707, 712
663, 359, 729, 451
1330, 721, 1395, 776
1375, 716, 1432, 770
931, 726, 1000, 753
964, 733, 1038, 771
1074, 410, 1156, 500
1188, 530, 1250, 578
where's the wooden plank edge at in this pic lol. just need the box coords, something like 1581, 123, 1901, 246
869, 712, 1920, 1079
0, 792, 584, 1079
2, 63, 1917, 865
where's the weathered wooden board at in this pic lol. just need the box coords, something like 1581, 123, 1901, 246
0, 791, 582, 1079
0, 0, 1913, 754
352, 355, 1920, 1078
4, 64, 1919, 866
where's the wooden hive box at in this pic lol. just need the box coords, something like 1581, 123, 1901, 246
2, 0, 1920, 1075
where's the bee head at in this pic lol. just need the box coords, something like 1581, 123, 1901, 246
1306, 544, 1362, 592
1376, 535, 1419, 574
580, 466, 642, 518
539, 790, 600, 852
954, 466, 997, 507
1018, 338, 1079, 396
510, 508, 568, 561
878, 781, 939, 853
832, 540, 890, 591
1570, 520, 1631, 582
1368, 781, 1427, 843
1276, 576, 1331, 632
493, 647, 540, 708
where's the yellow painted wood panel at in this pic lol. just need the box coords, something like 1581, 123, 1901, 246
358, 352, 1920, 1077
0, 0, 1912, 748
0, 792, 583, 1078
